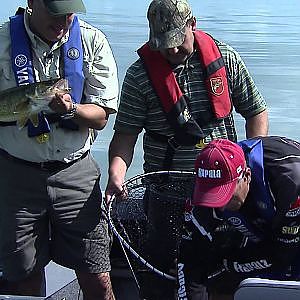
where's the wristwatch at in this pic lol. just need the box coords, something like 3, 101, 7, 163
61, 102, 77, 120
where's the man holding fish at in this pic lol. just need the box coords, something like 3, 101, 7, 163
0, 0, 118, 299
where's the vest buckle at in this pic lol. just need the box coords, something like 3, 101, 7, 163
195, 139, 207, 149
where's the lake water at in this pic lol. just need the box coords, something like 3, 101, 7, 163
1, 0, 300, 189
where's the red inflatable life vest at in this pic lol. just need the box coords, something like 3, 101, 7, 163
138, 30, 232, 118
137, 30, 232, 169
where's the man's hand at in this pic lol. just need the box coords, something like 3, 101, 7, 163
106, 132, 138, 204
49, 93, 73, 114
105, 175, 127, 205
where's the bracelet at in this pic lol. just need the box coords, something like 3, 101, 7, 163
61, 102, 77, 120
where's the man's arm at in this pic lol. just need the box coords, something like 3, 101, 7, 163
245, 110, 269, 138
105, 132, 139, 202
50, 93, 110, 130
71, 103, 109, 130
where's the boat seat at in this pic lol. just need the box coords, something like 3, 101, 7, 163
234, 278, 300, 300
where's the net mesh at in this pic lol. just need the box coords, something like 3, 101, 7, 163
110, 171, 195, 278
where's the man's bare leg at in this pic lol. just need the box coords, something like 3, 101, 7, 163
76, 271, 115, 300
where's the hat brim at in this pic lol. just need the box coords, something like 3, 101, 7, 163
192, 179, 238, 208
45, 0, 86, 16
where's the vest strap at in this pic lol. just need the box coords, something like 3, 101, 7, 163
138, 30, 230, 169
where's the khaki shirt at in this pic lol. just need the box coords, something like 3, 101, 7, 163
0, 10, 119, 163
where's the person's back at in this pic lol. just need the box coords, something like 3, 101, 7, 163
179, 136, 300, 300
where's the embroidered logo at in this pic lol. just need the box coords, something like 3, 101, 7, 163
184, 212, 193, 222
233, 259, 272, 273
177, 263, 187, 300
228, 217, 242, 226
183, 107, 191, 122
282, 225, 300, 235
15, 54, 27, 68
278, 237, 300, 244
197, 168, 221, 179
286, 207, 300, 217
178, 107, 191, 125
210, 76, 224, 96
67, 47, 80, 60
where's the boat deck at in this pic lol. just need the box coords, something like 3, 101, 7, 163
0, 261, 139, 300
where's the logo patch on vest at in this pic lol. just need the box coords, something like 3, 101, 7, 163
67, 47, 80, 60
210, 76, 224, 96
178, 107, 192, 125
15, 54, 27, 68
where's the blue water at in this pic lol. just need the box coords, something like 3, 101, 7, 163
86, 0, 300, 189
1, 0, 300, 189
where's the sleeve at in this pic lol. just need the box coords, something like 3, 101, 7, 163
178, 208, 231, 282
221, 43, 267, 119
223, 195, 300, 276
263, 136, 300, 214
223, 211, 300, 277
0, 21, 15, 92
224, 139, 300, 277
178, 215, 219, 283
113, 62, 148, 134
81, 23, 119, 113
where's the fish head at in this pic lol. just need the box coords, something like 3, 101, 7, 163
0, 79, 71, 128
43, 78, 70, 96
27, 79, 71, 108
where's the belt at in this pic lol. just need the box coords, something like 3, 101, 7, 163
0, 149, 89, 172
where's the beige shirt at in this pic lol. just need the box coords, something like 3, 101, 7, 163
0, 10, 119, 162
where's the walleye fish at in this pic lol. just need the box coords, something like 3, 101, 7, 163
0, 78, 70, 129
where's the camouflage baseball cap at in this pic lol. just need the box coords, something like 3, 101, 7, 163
147, 0, 193, 50
43, 0, 86, 16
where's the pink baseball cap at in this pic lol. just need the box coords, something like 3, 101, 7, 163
193, 139, 246, 207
